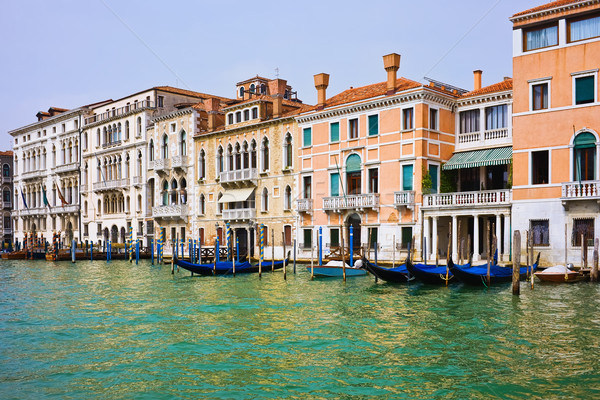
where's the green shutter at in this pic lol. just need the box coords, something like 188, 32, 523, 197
304, 229, 312, 247
330, 173, 340, 196
402, 165, 413, 190
576, 76, 595, 104
430, 165, 438, 193
346, 154, 361, 173
330, 228, 339, 246
303, 127, 312, 147
368, 115, 379, 136
330, 122, 339, 142
574, 132, 596, 149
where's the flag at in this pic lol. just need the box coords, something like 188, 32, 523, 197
20, 187, 28, 209
42, 186, 50, 208
56, 183, 69, 206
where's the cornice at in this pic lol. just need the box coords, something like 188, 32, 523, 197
83, 106, 155, 130
194, 115, 296, 140
151, 108, 194, 123
510, 0, 600, 24
9, 109, 88, 137
457, 90, 513, 107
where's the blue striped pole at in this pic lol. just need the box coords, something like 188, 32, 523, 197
216, 234, 220, 263
136, 240, 139, 264
151, 238, 154, 264
236, 236, 239, 263
180, 238, 184, 260
319, 227, 323, 266
259, 224, 264, 278
349, 225, 354, 267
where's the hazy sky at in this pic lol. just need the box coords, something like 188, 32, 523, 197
0, 0, 543, 150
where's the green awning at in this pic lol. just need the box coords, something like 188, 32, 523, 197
443, 146, 512, 170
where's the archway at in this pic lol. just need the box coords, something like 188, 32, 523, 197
346, 213, 361, 252
111, 225, 118, 243
346, 154, 361, 194
120, 227, 126, 243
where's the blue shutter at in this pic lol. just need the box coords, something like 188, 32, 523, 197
330, 122, 340, 142
368, 115, 378, 136
303, 128, 312, 147
402, 165, 413, 191
331, 173, 340, 196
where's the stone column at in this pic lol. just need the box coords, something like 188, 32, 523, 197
452, 215, 458, 261
423, 216, 430, 263
432, 216, 438, 261
473, 215, 480, 261
504, 214, 511, 262
496, 214, 502, 260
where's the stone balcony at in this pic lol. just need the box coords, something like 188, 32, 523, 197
152, 204, 188, 220
154, 159, 170, 174
219, 168, 258, 186
2, 176, 12, 184
394, 191, 415, 209
51, 204, 79, 214
55, 162, 79, 175
20, 170, 40, 181
172, 155, 188, 170
132, 176, 144, 187
80, 184, 88, 194
456, 128, 511, 151
19, 207, 45, 216
561, 181, 600, 208
297, 198, 313, 213
323, 193, 380, 212
3, 201, 11, 209
422, 189, 511, 209
222, 207, 256, 221
93, 178, 129, 192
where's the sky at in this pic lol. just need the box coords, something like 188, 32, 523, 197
0, 0, 545, 150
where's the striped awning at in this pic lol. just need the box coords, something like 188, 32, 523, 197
443, 146, 512, 170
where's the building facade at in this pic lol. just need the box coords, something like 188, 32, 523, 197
0, 151, 14, 247
511, 0, 600, 265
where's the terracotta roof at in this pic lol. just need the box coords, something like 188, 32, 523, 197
512, 0, 592, 17
236, 76, 271, 85
462, 79, 513, 97
48, 107, 69, 112
154, 86, 233, 102
222, 95, 304, 110
0, 151, 13, 156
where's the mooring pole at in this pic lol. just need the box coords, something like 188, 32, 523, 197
512, 230, 521, 296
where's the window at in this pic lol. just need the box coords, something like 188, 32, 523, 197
460, 110, 480, 133
303, 127, 312, 147
236, 111, 241, 123
284, 225, 292, 246
368, 168, 378, 193
180, 130, 187, 156
531, 150, 549, 184
303, 176, 312, 199
368, 114, 378, 136
161, 135, 169, 159
284, 134, 292, 168
349, 118, 358, 139
3, 189, 10, 202
303, 229, 312, 249
284, 186, 291, 210
403, 108, 414, 130
574, 75, 595, 105
530, 220, 549, 246
3, 164, 10, 177
239, 87, 245, 98
125, 121, 130, 139
199, 194, 205, 215
401, 227, 413, 250
330, 122, 340, 143
228, 114, 234, 125
262, 188, 269, 211
572, 218, 594, 247
84, 224, 89, 237
250, 84, 256, 93
199, 149, 206, 180
158, 96, 164, 107
261, 138, 269, 171
137, 117, 142, 136
368, 227, 378, 249
330, 228, 339, 247
573, 132, 596, 181
568, 13, 600, 42
524, 23, 558, 51
429, 109, 438, 130
532, 83, 549, 110
485, 105, 508, 130
330, 173, 340, 196
244, 109, 250, 121
402, 164, 413, 191
429, 165, 438, 193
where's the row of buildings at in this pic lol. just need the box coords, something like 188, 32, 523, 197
8, 0, 600, 265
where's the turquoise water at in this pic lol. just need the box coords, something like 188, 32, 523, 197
1, 260, 599, 399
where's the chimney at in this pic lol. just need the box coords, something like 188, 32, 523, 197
473, 70, 482, 91
204, 97, 221, 131
383, 53, 401, 95
504, 76, 512, 81
314, 73, 329, 110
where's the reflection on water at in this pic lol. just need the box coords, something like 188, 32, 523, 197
1, 260, 599, 399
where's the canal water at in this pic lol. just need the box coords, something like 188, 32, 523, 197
1, 259, 599, 399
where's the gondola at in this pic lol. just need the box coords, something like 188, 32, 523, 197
175, 252, 290, 276
407, 251, 499, 285
449, 253, 539, 286
361, 258, 411, 283
307, 260, 367, 278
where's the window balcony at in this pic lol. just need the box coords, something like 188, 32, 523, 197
297, 198, 313, 213
422, 189, 511, 209
80, 184, 88, 194
456, 128, 511, 151
51, 204, 79, 214
55, 162, 79, 175
147, 160, 154, 170
219, 168, 258, 186
323, 193, 380, 212
172, 155, 188, 170
2, 176, 12, 184
102, 140, 122, 149
222, 207, 256, 221
4, 227, 12, 234
20, 170, 40, 181
152, 204, 188, 220
84, 100, 156, 125
394, 191, 415, 209
154, 159, 170, 174
93, 178, 130, 192
561, 181, 600, 208
19, 207, 45, 216
3, 201, 12, 208
132, 176, 143, 187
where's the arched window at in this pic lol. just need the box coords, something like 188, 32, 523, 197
346, 154, 362, 195
262, 187, 269, 211
239, 86, 245, 98
3, 189, 11, 203
162, 181, 169, 206
199, 149, 206, 180
137, 152, 143, 176
137, 194, 142, 212
68, 141, 73, 163
284, 133, 292, 169
117, 122, 122, 141
52, 146, 56, 167
261, 137, 269, 171
284, 185, 291, 210
137, 117, 142, 137
236, 111, 242, 123
96, 129, 100, 146
149, 139, 154, 161
234, 143, 241, 171
199, 193, 205, 215
170, 179, 178, 205
125, 121, 130, 140
84, 200, 88, 215
227, 144, 233, 171
250, 84, 256, 93
217, 193, 223, 214
251, 140, 257, 169
260, 84, 266, 95
217, 146, 224, 175
98, 199, 102, 215
161, 134, 169, 159
242, 141, 249, 169
180, 130, 187, 156
180, 178, 187, 204
3, 164, 10, 177
573, 132, 597, 181
107, 125, 112, 144
83, 132, 88, 150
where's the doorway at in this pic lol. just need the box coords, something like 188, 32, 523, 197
347, 213, 361, 252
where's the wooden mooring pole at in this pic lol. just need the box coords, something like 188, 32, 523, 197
512, 230, 521, 295
592, 238, 599, 282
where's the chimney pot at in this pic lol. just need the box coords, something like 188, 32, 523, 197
314, 73, 330, 109
383, 53, 401, 95
473, 70, 482, 91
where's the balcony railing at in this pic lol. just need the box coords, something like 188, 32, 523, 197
394, 191, 415, 208
422, 189, 511, 208
55, 162, 79, 174
93, 178, 130, 192
51, 204, 79, 214
323, 193, 380, 212
102, 140, 122, 149
562, 181, 600, 200
2, 176, 12, 184
4, 227, 11, 234
132, 176, 143, 186
154, 159, 170, 173
220, 168, 258, 185
297, 198, 313, 213
172, 155, 188, 170
223, 208, 256, 221
19, 207, 45, 216
152, 204, 188, 219
3, 201, 12, 208
84, 100, 156, 125
147, 160, 154, 170
457, 128, 511, 150
20, 170, 40, 180
80, 184, 88, 194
